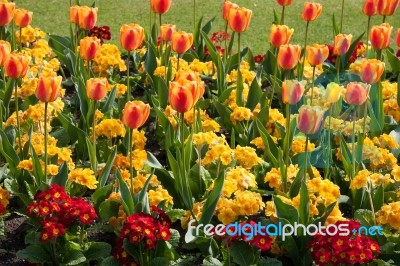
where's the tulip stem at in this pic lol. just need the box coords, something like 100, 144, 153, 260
223, 21, 228, 63
92, 100, 97, 175
366, 181, 377, 225
268, 49, 279, 112
310, 65, 316, 106
14, 79, 23, 158
351, 109, 357, 179
44, 102, 48, 181
340, 0, 345, 33
300, 21, 310, 79
281, 6, 285, 25
336, 55, 340, 82
129, 128, 134, 196
283, 103, 290, 193
304, 135, 309, 180
19, 28, 22, 51
326, 105, 333, 180
193, 0, 196, 29
237, 33, 241, 70
126, 51, 131, 102
366, 16, 371, 57
149, 3, 152, 36
382, 16, 386, 23
177, 54, 180, 71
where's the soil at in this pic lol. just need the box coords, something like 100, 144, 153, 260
0, 215, 27, 265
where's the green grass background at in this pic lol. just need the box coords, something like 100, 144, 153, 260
18, 0, 400, 54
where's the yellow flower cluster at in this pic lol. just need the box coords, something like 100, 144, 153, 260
189, 59, 214, 75
225, 61, 256, 85
291, 136, 316, 155
382, 81, 400, 122
201, 134, 232, 166
215, 166, 257, 198
18, 158, 59, 176
230, 106, 252, 124
264, 164, 299, 190
93, 44, 127, 75
376, 201, 400, 230
109, 83, 127, 98
68, 168, 98, 189
349, 58, 365, 74
350, 169, 394, 190
266, 109, 286, 138
324, 116, 370, 136
0, 185, 10, 211
233, 145, 262, 169
16, 26, 46, 45
148, 187, 174, 207
373, 134, 399, 149
108, 204, 127, 230
181, 201, 204, 229
224, 86, 250, 110
95, 119, 126, 139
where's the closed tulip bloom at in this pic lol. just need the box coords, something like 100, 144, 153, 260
0, 41, 11, 67
14, 9, 33, 28
297, 105, 325, 135
70, 6, 80, 24
222, 1, 239, 21
276, 0, 293, 6
150, 0, 172, 14
363, 0, 378, 16
277, 44, 301, 70
0, 2, 15, 26
172, 31, 193, 54
120, 24, 145, 51
169, 80, 202, 113
122, 101, 150, 129
36, 76, 62, 103
270, 24, 294, 48
78, 6, 98, 30
301, 2, 322, 22
360, 59, 385, 84
396, 28, 400, 47
228, 7, 252, 33
377, 0, 400, 16
345, 82, 370, 106
160, 24, 176, 42
306, 44, 329, 66
333, 34, 353, 55
282, 80, 306, 105
4, 53, 31, 79
86, 78, 109, 101
79, 37, 101, 61
325, 82, 343, 104
370, 23, 392, 50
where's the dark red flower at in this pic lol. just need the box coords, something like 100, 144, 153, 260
88, 25, 111, 44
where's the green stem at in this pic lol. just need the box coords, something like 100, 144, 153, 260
126, 51, 131, 102
79, 226, 85, 247
159, 14, 162, 56
310, 65, 316, 106
367, 181, 376, 225
19, 27, 22, 51
304, 135, 309, 180
340, 0, 345, 32
15, 79, 23, 158
268, 49, 279, 110
382, 15, 386, 23
92, 100, 97, 174
44, 102, 48, 180
336, 55, 340, 82
366, 16, 371, 57
237, 32, 241, 70
281, 6, 285, 25
223, 21, 228, 63
193, 0, 196, 29
177, 54, 180, 71
351, 110, 357, 179
327, 105, 333, 180
283, 103, 290, 193
300, 21, 310, 79
129, 128, 134, 196
11, 20, 15, 50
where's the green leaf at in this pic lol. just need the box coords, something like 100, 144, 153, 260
150, 257, 170, 266
199, 174, 224, 225
273, 195, 299, 223
100, 256, 119, 266
134, 170, 154, 213
298, 181, 309, 224
52, 162, 68, 187
262, 49, 277, 76
145, 42, 158, 77
259, 257, 282, 266
62, 248, 86, 266
289, 168, 304, 198
84, 242, 112, 261
99, 147, 117, 187
166, 209, 186, 223
256, 118, 279, 167
86, 137, 97, 174
344, 33, 364, 66
236, 70, 244, 106
372, 184, 384, 213
203, 256, 223, 266
387, 49, 400, 73
245, 78, 262, 110
116, 168, 134, 215
99, 200, 120, 221
229, 241, 257, 266
17, 245, 54, 264
0, 129, 20, 174
2, 76, 15, 116
92, 184, 113, 208
101, 86, 116, 114
30, 144, 45, 187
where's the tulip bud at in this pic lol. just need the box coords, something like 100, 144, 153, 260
306, 44, 329, 66
79, 37, 101, 61
301, 2, 322, 22
150, 0, 172, 14
228, 7, 252, 33
0, 41, 11, 67
276, 0, 293, 6
4, 53, 31, 79
36, 76, 62, 103
14, 9, 33, 28
120, 24, 145, 51
377, 0, 400, 16
169, 81, 194, 113
325, 82, 343, 104
269, 24, 294, 48
171, 31, 193, 54
70, 5, 80, 24
86, 78, 109, 101
222, 1, 239, 21
160, 24, 176, 42
360, 59, 385, 84
345, 82, 370, 106
333, 34, 353, 55
78, 6, 98, 30
282, 80, 306, 105
297, 105, 325, 135
363, 0, 378, 16
396, 28, 400, 47
0, 2, 15, 26
370, 23, 393, 50
277, 44, 301, 70
122, 101, 150, 129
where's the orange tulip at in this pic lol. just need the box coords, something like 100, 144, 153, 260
370, 23, 392, 50
396, 28, 400, 47
363, 0, 378, 16
171, 31, 193, 54
14, 9, 33, 28
306, 44, 329, 66
150, 0, 172, 14
0, 2, 15, 26
70, 5, 80, 24
276, 0, 293, 6
360, 59, 385, 84
175, 71, 205, 103
120, 24, 145, 51
78, 6, 98, 30
36, 76, 62, 103
333, 34, 353, 55
79, 37, 101, 61
122, 101, 150, 129
377, 0, 400, 16
228, 7, 252, 33
345, 82, 370, 106
269, 24, 294, 48
277, 44, 301, 70
160, 24, 176, 42
297, 105, 325, 135
86, 78, 109, 101
4, 53, 30, 79
0, 41, 11, 67
301, 2, 322, 22
282, 80, 306, 105
222, 1, 239, 21
169, 81, 194, 113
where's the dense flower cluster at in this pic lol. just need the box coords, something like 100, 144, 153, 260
88, 25, 111, 43
26, 184, 97, 242
309, 220, 380, 265
0, 186, 10, 215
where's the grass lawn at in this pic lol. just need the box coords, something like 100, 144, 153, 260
19, 0, 400, 55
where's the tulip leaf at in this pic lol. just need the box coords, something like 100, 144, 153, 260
262, 49, 277, 76
99, 147, 117, 187
372, 184, 384, 212
154, 76, 168, 108
145, 41, 158, 78
0, 129, 20, 174
344, 33, 364, 67
236, 70, 244, 107
52, 162, 68, 187
256, 118, 279, 167
332, 14, 339, 36
86, 137, 97, 174
289, 168, 304, 198
273, 195, 299, 223
298, 181, 309, 225
245, 79, 262, 110
101, 86, 116, 115
398, 74, 400, 107
386, 49, 400, 73
116, 168, 134, 215
30, 144, 45, 188
199, 174, 224, 225
2, 78, 15, 117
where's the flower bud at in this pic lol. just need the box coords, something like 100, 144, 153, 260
222, 1, 239, 21
297, 105, 325, 135
122, 101, 150, 129
79, 37, 101, 61
70, 6, 80, 24
306, 44, 329, 66
150, 0, 172, 14
377, 0, 400, 16
370, 23, 393, 50
363, 0, 378, 16
36, 76, 62, 103
169, 81, 194, 113
282, 80, 306, 105
171, 31, 193, 54
301, 2, 322, 22
4, 53, 31, 79
360, 59, 385, 84
277, 44, 301, 70
269, 24, 294, 48
228, 7, 252, 33
333, 34, 353, 55
345, 82, 370, 106
396, 28, 400, 47
120, 24, 145, 51
87, 78, 109, 101
325, 82, 342, 104
14, 9, 33, 28
78, 6, 98, 30
0, 41, 11, 67
0, 2, 15, 26
160, 24, 176, 42
276, 0, 293, 6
